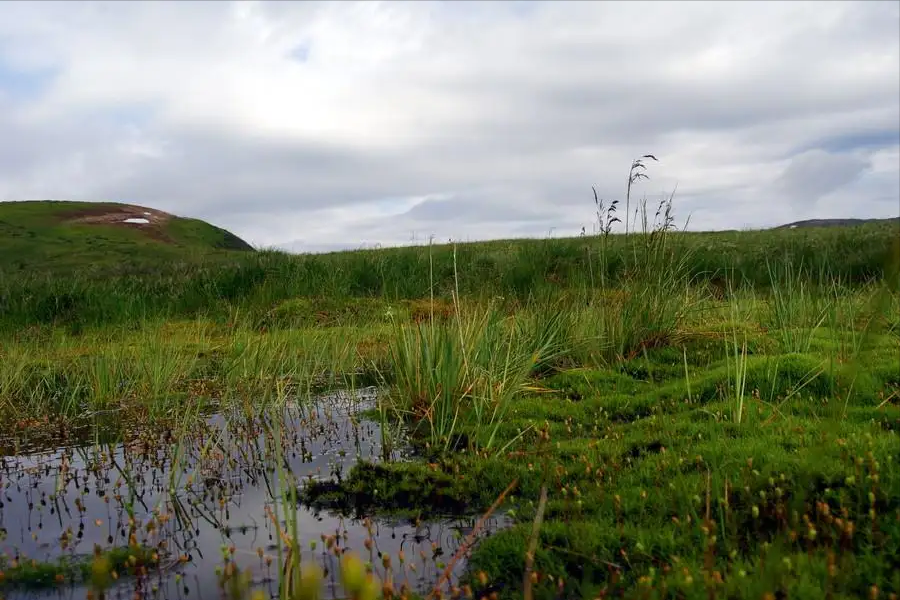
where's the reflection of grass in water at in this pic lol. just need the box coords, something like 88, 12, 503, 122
0, 544, 158, 590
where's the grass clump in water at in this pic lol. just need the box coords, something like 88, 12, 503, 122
0, 544, 159, 591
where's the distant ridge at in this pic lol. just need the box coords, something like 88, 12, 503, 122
775, 217, 900, 230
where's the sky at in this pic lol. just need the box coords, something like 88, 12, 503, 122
0, 0, 898, 252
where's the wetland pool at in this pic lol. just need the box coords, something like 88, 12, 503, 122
0, 388, 509, 599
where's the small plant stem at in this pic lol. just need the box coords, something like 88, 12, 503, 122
428, 478, 519, 599
523, 484, 549, 600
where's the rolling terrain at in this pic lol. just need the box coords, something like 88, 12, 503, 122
0, 200, 254, 274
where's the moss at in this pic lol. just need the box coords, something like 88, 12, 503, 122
335, 347, 899, 597
465, 424, 899, 599
299, 459, 527, 520
260, 296, 395, 329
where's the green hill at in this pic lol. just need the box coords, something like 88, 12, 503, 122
0, 200, 254, 273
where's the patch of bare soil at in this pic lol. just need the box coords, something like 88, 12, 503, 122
62, 204, 175, 243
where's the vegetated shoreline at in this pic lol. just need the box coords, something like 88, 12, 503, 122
0, 192, 898, 599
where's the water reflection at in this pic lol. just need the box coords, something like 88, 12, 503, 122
0, 388, 508, 599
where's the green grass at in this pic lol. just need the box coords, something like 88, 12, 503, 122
0, 195, 898, 599
0, 320, 386, 441
0, 200, 253, 272
1, 199, 897, 334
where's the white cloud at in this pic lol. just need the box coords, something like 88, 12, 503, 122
0, 0, 897, 251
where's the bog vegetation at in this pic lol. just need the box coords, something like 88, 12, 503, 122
0, 170, 898, 600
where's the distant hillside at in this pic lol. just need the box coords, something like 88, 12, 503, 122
775, 217, 900, 230
0, 200, 254, 273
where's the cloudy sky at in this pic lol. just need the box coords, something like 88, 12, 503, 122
0, 1, 897, 252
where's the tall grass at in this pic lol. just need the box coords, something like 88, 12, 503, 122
724, 314, 750, 425
1, 220, 895, 333
579, 188, 700, 365
765, 258, 833, 353
385, 305, 564, 455
384, 161, 701, 453
0, 322, 370, 430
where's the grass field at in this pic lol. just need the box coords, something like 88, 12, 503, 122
0, 199, 897, 600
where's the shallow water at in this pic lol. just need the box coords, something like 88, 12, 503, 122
0, 388, 508, 599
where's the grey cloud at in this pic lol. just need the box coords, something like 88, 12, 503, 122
77, 128, 444, 215
775, 150, 870, 208
401, 190, 560, 225
811, 130, 900, 155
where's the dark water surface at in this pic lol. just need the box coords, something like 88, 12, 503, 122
0, 388, 508, 599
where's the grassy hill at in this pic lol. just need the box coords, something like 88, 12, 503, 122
0, 200, 254, 273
